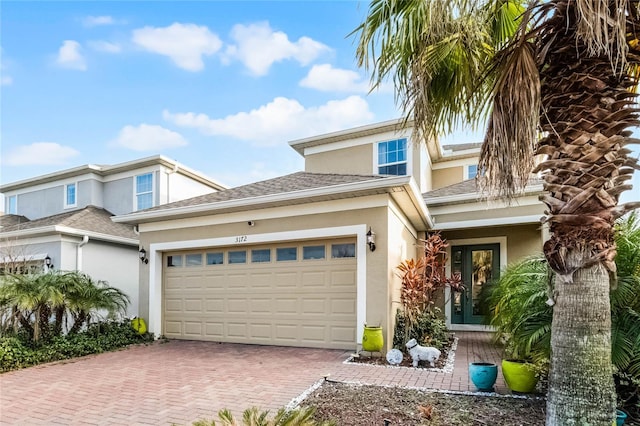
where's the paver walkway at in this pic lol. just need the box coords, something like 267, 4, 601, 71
0, 332, 507, 425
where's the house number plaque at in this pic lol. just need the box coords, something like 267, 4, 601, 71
235, 235, 248, 243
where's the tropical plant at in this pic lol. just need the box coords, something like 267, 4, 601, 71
0, 271, 129, 342
485, 213, 640, 418
485, 254, 551, 364
354, 0, 640, 423
396, 232, 460, 346
192, 406, 334, 426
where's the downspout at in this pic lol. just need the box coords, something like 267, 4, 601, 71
76, 235, 89, 271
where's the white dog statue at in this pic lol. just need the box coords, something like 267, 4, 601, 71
405, 338, 441, 368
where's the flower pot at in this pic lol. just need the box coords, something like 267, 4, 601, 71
616, 409, 627, 426
501, 359, 539, 393
362, 326, 384, 352
469, 362, 498, 391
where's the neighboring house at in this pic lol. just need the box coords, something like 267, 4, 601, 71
112, 119, 546, 351
0, 155, 226, 317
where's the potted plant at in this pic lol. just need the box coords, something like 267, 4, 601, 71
501, 358, 539, 393
484, 256, 551, 393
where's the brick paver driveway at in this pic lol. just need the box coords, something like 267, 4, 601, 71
0, 341, 349, 425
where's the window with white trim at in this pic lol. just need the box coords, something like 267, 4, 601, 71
64, 183, 77, 208
135, 173, 154, 211
467, 165, 478, 179
6, 195, 17, 215
377, 138, 407, 175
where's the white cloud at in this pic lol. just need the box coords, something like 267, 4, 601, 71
56, 40, 87, 70
300, 64, 371, 93
1, 76, 12, 86
82, 15, 116, 27
223, 22, 330, 76
3, 143, 80, 166
132, 23, 222, 71
111, 124, 188, 151
87, 40, 122, 53
163, 95, 374, 146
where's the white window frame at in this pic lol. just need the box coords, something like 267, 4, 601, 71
6, 195, 17, 215
465, 164, 479, 180
64, 183, 78, 209
375, 138, 410, 176
135, 172, 155, 211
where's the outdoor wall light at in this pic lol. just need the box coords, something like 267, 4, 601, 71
139, 248, 149, 264
366, 227, 376, 252
44, 256, 53, 269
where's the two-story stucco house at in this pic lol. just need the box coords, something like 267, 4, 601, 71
0, 155, 226, 316
112, 119, 545, 350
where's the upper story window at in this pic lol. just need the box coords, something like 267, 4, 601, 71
378, 138, 407, 176
64, 183, 77, 208
135, 173, 154, 211
6, 195, 17, 215
467, 165, 478, 179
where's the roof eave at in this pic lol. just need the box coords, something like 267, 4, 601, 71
0, 225, 138, 246
424, 184, 545, 206
288, 119, 411, 155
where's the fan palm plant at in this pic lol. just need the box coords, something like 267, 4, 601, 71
355, 0, 640, 424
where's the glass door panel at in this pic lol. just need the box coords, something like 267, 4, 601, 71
451, 244, 500, 324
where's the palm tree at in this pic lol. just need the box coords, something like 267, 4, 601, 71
486, 213, 640, 417
354, 1, 640, 424
0, 272, 64, 341
63, 271, 129, 334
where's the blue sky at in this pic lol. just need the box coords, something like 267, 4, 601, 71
1, 1, 638, 203
1, 1, 400, 188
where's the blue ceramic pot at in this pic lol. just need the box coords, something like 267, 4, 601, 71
469, 362, 498, 391
616, 409, 627, 426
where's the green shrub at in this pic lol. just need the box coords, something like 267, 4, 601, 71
0, 337, 37, 371
0, 320, 153, 372
392, 308, 449, 351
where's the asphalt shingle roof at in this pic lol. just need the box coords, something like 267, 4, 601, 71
424, 177, 544, 200
143, 172, 387, 212
0, 215, 30, 228
0, 206, 137, 240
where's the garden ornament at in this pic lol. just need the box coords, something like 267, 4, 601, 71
406, 338, 441, 368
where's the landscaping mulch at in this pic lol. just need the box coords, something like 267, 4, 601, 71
302, 381, 547, 426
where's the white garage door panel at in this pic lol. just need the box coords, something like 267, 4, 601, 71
163, 239, 357, 349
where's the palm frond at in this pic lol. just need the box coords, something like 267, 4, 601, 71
478, 27, 540, 199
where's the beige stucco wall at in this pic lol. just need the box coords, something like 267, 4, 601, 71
432, 167, 463, 189
431, 203, 545, 225
442, 224, 543, 266
136, 195, 419, 350
386, 203, 421, 349
304, 144, 374, 175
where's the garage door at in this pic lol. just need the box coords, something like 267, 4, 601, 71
163, 238, 357, 349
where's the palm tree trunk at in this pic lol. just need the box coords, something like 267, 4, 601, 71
546, 262, 616, 425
